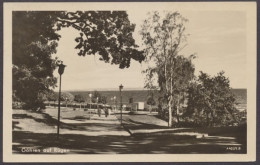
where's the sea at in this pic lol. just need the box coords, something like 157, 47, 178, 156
68, 89, 247, 111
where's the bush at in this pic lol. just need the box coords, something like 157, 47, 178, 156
12, 102, 23, 109
22, 100, 46, 111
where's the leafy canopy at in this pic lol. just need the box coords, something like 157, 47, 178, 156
186, 71, 237, 126
74, 94, 85, 103
147, 93, 156, 106
90, 90, 107, 104
13, 11, 144, 110
61, 92, 74, 102
13, 11, 61, 110
57, 11, 144, 68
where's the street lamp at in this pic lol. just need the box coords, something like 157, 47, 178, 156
65, 97, 68, 108
119, 84, 123, 125
56, 60, 66, 139
114, 96, 117, 111
110, 97, 113, 109
111, 96, 116, 111
89, 93, 92, 109
97, 97, 99, 113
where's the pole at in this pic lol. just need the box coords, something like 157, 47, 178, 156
120, 88, 122, 125
90, 97, 92, 109
57, 74, 62, 139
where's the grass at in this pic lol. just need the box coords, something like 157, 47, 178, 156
14, 131, 246, 154
12, 108, 247, 154
116, 114, 246, 148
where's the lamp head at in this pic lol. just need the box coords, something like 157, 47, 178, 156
57, 61, 66, 75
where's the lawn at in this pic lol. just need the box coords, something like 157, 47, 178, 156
43, 107, 93, 120
12, 109, 247, 154
116, 113, 247, 150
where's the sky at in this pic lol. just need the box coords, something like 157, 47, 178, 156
53, 10, 247, 91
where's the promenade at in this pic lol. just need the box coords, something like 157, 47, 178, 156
12, 109, 246, 154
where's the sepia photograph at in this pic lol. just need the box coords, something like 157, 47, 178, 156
3, 2, 257, 162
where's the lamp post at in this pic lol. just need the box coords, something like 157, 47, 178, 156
97, 97, 99, 115
57, 61, 66, 139
89, 93, 92, 109
110, 97, 113, 110
111, 96, 116, 111
114, 96, 117, 111
97, 97, 99, 108
119, 84, 123, 125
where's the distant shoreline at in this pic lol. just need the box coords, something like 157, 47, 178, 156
61, 88, 246, 92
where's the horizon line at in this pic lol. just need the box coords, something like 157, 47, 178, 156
57, 87, 247, 92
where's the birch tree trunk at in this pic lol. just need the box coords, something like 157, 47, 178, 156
165, 58, 173, 127
168, 95, 173, 127
168, 66, 174, 128
176, 97, 180, 124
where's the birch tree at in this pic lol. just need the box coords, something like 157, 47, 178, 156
140, 11, 195, 127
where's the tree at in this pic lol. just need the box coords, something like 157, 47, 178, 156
100, 96, 107, 104
140, 11, 195, 127
13, 11, 144, 110
186, 71, 238, 126
147, 93, 156, 113
61, 92, 74, 102
170, 56, 195, 123
91, 90, 107, 104
61, 92, 74, 107
13, 11, 60, 110
91, 91, 101, 103
47, 91, 58, 104
47, 91, 58, 107
74, 94, 85, 109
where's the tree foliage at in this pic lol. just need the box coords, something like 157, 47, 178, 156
74, 94, 85, 103
61, 92, 74, 102
13, 11, 144, 110
91, 91, 101, 103
147, 93, 156, 113
100, 96, 107, 104
147, 93, 156, 106
57, 11, 144, 68
13, 11, 61, 110
91, 90, 107, 104
186, 71, 238, 126
46, 90, 58, 102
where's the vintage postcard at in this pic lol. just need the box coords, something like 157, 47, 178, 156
3, 2, 257, 162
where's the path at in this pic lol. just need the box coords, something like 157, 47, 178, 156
60, 114, 130, 136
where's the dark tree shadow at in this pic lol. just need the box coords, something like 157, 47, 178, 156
12, 121, 22, 130
12, 111, 247, 154
13, 131, 246, 154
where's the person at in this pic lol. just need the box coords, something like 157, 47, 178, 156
105, 108, 108, 117
98, 107, 101, 117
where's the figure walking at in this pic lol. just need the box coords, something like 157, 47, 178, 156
105, 108, 109, 117
98, 107, 101, 117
